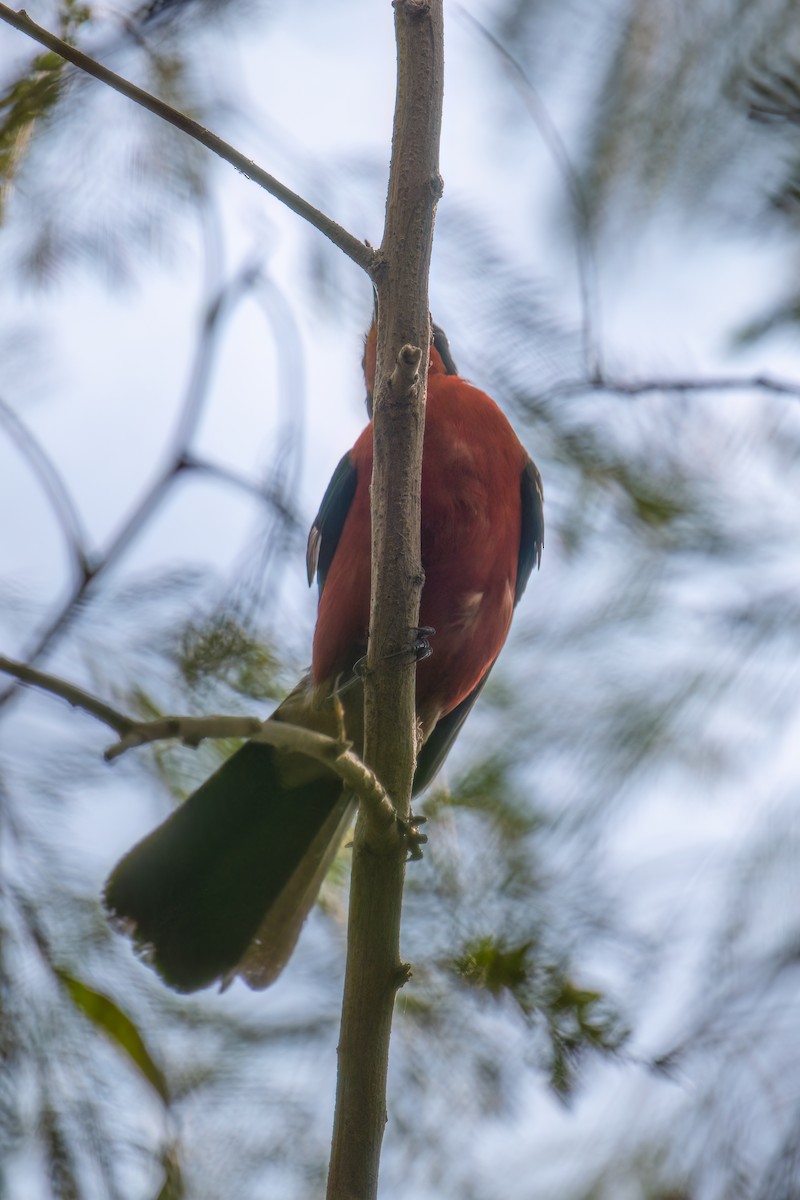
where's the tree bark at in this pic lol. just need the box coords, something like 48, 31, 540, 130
326, 2, 444, 1198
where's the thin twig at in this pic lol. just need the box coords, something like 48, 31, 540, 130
597, 373, 800, 400
0, 653, 398, 827
225, 271, 309, 630
0, 3, 376, 274
0, 393, 92, 584
117, 719, 398, 830
0, 265, 267, 708
537, 371, 800, 406
181, 455, 305, 533
112, 717, 397, 830
0, 654, 133, 735
460, 9, 602, 380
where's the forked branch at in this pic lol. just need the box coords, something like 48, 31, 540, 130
0, 3, 377, 273
0, 654, 399, 833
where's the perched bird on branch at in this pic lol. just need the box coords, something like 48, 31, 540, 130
104, 318, 544, 992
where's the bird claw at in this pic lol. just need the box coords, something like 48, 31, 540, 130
353, 655, 369, 680
335, 629, 435, 695
411, 626, 435, 662
385, 626, 436, 665
398, 812, 428, 861
329, 658, 368, 698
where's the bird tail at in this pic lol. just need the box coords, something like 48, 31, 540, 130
104, 734, 352, 993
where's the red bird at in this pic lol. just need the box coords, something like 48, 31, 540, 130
105, 320, 543, 992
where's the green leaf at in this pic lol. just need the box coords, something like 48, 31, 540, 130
451, 934, 533, 997
55, 969, 169, 1103
0, 1, 94, 218
542, 972, 629, 1099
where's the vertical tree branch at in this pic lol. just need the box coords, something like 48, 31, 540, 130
327, 2, 444, 1197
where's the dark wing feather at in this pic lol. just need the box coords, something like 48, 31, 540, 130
413, 672, 493, 795
431, 323, 459, 375
306, 451, 358, 595
515, 458, 544, 604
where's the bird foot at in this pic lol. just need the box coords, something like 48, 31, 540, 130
385, 626, 436, 665
346, 627, 436, 688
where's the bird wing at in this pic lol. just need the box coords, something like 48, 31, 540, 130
306, 450, 359, 594
515, 458, 545, 604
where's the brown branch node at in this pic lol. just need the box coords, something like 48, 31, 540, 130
397, 0, 431, 18
388, 344, 422, 398
394, 963, 413, 988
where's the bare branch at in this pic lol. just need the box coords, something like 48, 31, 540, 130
461, 9, 602, 380
117, 725, 400, 857
110, 717, 397, 832
181, 455, 305, 533
327, 2, 444, 1197
0, 393, 92, 584
538, 371, 800, 406
0, 654, 399, 828
0, 654, 133, 735
0, 3, 376, 273
0, 265, 275, 709
598, 372, 800, 400
106, 714, 265, 758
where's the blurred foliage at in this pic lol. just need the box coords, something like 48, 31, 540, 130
2, 0, 800, 1199
174, 613, 287, 701
0, 0, 91, 221
0, 0, 262, 283
449, 933, 625, 1098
